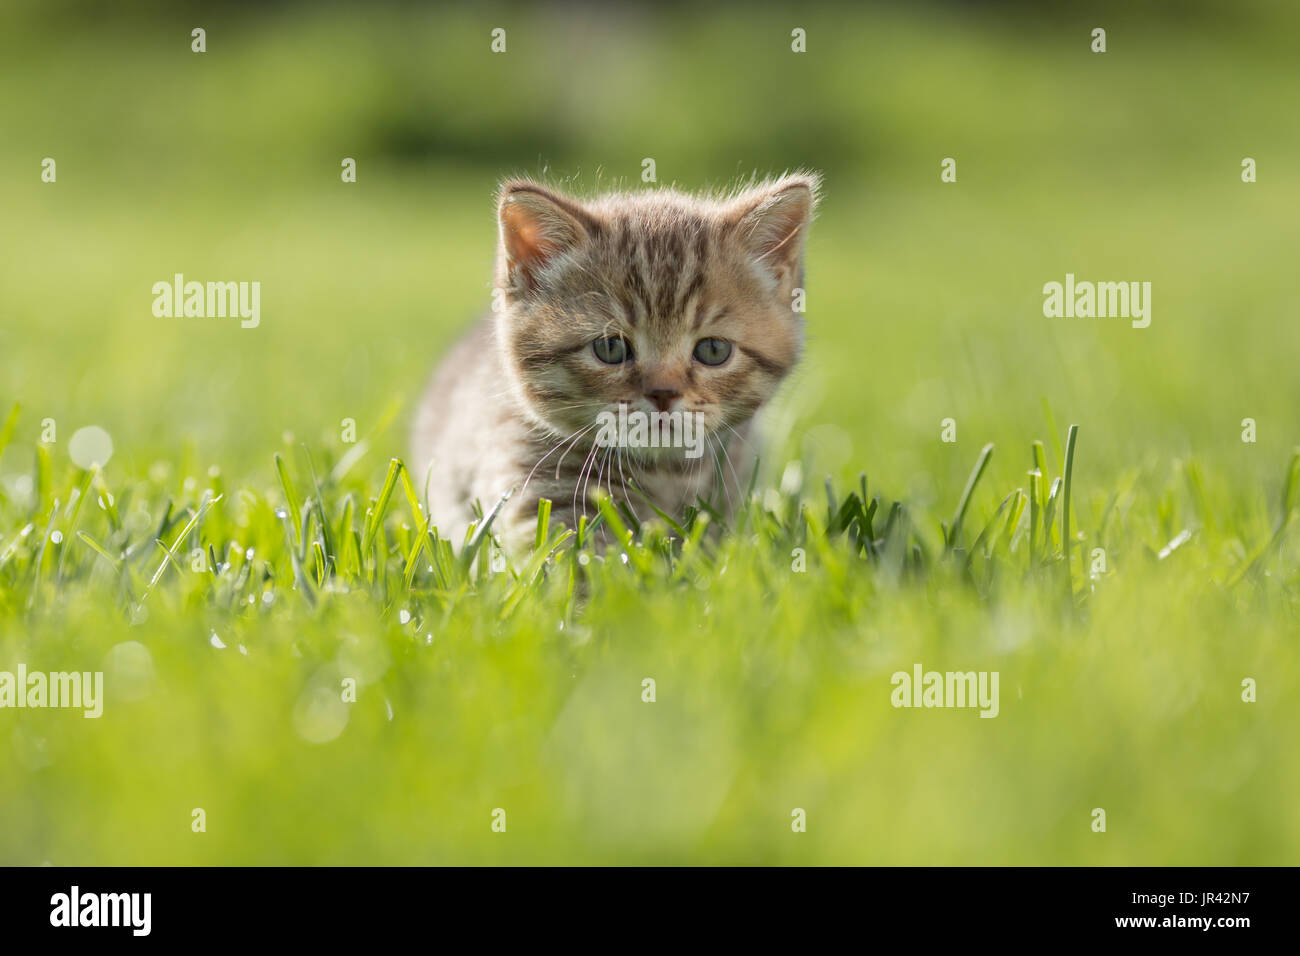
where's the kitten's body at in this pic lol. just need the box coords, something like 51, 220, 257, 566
413, 175, 818, 550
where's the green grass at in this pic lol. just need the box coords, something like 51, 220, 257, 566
2, 0, 1300, 864
2, 406, 1298, 864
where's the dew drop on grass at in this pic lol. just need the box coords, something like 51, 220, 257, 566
69, 426, 113, 470
399, 609, 411, 624
103, 641, 155, 702
292, 684, 349, 744
209, 631, 227, 649
50, 531, 63, 544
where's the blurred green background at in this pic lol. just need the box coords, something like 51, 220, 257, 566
1, 0, 1298, 864
4, 0, 1298, 500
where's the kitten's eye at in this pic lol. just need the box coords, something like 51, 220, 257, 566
592, 336, 632, 364
692, 337, 732, 366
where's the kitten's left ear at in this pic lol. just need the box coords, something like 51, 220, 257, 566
727, 174, 820, 286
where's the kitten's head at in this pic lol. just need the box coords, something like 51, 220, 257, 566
493, 174, 819, 459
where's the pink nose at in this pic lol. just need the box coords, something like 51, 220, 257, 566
644, 388, 680, 412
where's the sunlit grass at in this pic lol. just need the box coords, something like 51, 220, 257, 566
1, 398, 1297, 863
2, 0, 1299, 865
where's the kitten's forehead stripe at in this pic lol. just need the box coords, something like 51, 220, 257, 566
681, 265, 707, 316
626, 259, 649, 325
685, 284, 707, 330
655, 231, 684, 319
588, 212, 717, 327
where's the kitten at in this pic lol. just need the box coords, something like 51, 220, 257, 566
412, 173, 819, 551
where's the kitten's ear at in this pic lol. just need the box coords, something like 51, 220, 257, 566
497, 182, 595, 291
727, 174, 820, 287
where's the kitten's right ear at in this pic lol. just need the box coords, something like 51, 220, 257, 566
497, 183, 594, 292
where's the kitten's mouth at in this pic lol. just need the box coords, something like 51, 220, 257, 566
586, 402, 713, 462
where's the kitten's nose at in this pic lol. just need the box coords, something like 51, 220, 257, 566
644, 388, 681, 412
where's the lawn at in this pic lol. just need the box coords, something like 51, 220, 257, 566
1, 0, 1297, 864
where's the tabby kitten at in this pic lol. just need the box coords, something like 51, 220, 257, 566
412, 173, 819, 551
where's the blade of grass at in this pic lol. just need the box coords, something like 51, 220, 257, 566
0, 401, 19, 466
459, 486, 514, 573
534, 498, 552, 552
1061, 424, 1079, 596
946, 443, 994, 551
274, 453, 304, 547
362, 458, 402, 555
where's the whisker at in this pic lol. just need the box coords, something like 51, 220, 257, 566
519, 421, 598, 500
573, 437, 602, 522
617, 448, 642, 526
555, 423, 600, 481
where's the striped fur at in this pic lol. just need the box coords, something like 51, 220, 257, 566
412, 173, 820, 550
